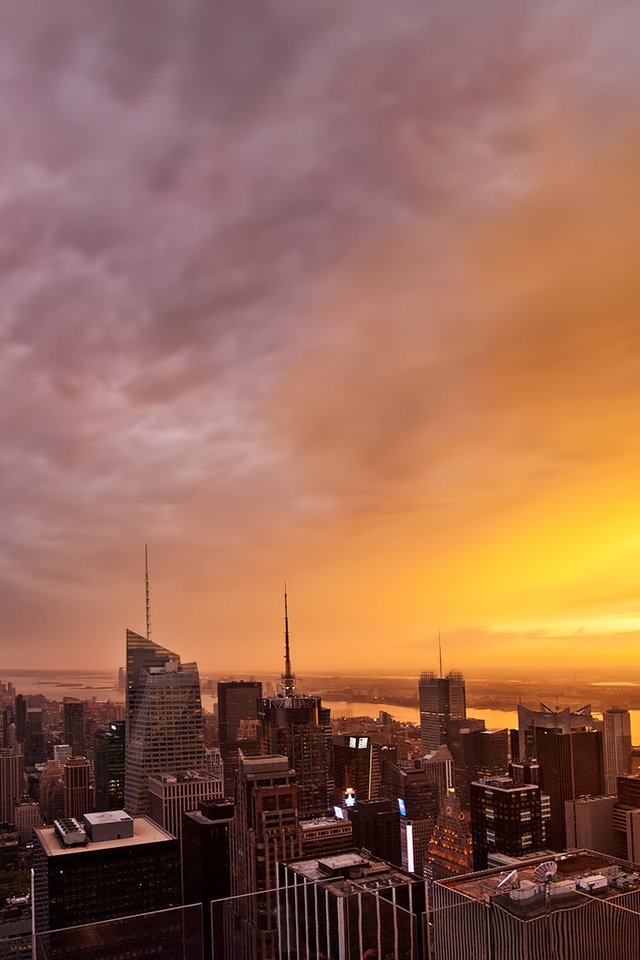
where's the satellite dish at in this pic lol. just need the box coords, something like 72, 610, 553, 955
497, 869, 519, 890
533, 861, 558, 883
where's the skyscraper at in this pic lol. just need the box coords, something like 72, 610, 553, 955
534, 726, 604, 851
218, 680, 262, 797
14, 695, 26, 746
603, 708, 632, 795
25, 708, 45, 767
124, 629, 205, 816
427, 793, 474, 879
448, 725, 509, 808
182, 798, 234, 960
470, 776, 551, 870
33, 813, 185, 959
63, 757, 91, 819
382, 760, 439, 876
63, 699, 84, 757
94, 721, 126, 811
259, 591, 332, 818
227, 754, 301, 960
419, 670, 466, 753
0, 747, 24, 823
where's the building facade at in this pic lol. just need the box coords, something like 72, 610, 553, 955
124, 630, 205, 816
148, 770, 223, 839
419, 671, 466, 753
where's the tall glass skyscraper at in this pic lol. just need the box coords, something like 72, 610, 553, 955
419, 670, 467, 753
124, 629, 205, 816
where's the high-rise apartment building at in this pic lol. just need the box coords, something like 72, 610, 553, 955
63, 757, 91, 819
94, 721, 125, 811
0, 747, 24, 823
259, 593, 332, 818
124, 629, 205, 816
419, 670, 466, 753
148, 770, 223, 839
470, 776, 551, 870
603, 709, 632, 795
218, 680, 262, 797
63, 699, 84, 757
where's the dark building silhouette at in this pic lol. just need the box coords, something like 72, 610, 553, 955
25, 709, 45, 768
33, 813, 185, 959
218, 680, 262, 797
419, 670, 466, 753
63, 699, 84, 757
535, 727, 604, 851
182, 798, 234, 960
14, 695, 26, 746
95, 721, 126, 811
448, 724, 509, 808
382, 761, 439, 876
349, 798, 401, 866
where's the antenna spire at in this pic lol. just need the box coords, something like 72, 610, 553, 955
438, 630, 443, 679
145, 544, 152, 641
282, 583, 296, 697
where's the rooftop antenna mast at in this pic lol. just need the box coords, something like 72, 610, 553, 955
145, 544, 152, 641
282, 583, 296, 698
439, 631, 443, 679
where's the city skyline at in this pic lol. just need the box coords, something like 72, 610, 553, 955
3, 2, 640, 675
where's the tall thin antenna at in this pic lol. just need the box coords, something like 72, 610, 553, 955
438, 631, 443, 679
282, 582, 296, 697
145, 544, 152, 641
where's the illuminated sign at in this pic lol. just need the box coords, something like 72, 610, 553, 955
397, 797, 407, 817
357, 737, 369, 749
349, 737, 357, 749
333, 806, 345, 820
344, 788, 357, 808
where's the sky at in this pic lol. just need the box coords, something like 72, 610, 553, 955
2, 0, 640, 676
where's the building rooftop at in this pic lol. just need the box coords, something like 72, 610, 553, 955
149, 770, 219, 785
438, 849, 640, 918
301, 817, 351, 832
239, 755, 291, 775
36, 815, 174, 857
83, 811, 132, 827
286, 849, 419, 896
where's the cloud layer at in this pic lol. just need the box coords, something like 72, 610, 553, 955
2, 0, 640, 673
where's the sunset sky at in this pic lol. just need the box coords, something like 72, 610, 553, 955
2, 1, 640, 676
